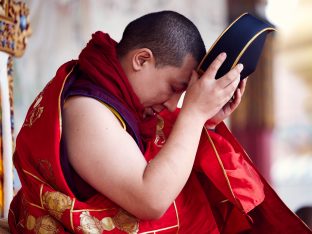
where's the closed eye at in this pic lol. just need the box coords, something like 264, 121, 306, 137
171, 84, 187, 93
171, 86, 181, 93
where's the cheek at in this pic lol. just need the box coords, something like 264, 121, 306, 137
143, 82, 171, 105
155, 85, 171, 100
145, 91, 168, 106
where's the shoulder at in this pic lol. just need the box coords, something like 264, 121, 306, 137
62, 95, 133, 164
62, 95, 143, 167
63, 95, 123, 130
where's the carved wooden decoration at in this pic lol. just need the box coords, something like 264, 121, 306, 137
0, 0, 32, 56
0, 0, 31, 218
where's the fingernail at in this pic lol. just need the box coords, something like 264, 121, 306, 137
237, 63, 244, 71
220, 52, 226, 59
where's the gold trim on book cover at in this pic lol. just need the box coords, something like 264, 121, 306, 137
197, 12, 248, 72
196, 13, 276, 77
231, 27, 276, 69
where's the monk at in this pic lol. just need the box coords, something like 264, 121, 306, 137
9, 10, 311, 233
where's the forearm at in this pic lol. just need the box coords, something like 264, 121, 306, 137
140, 109, 205, 216
134, 55, 243, 217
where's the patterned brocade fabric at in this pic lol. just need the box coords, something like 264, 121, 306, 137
8, 32, 312, 233
8, 62, 183, 234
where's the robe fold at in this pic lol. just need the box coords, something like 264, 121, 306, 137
9, 32, 311, 234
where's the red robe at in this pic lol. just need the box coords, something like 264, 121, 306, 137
8, 62, 311, 233
9, 32, 311, 233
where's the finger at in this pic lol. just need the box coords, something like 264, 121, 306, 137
203, 52, 227, 79
222, 76, 240, 103
233, 87, 242, 105
227, 87, 242, 111
218, 63, 243, 90
228, 64, 244, 84
238, 78, 247, 95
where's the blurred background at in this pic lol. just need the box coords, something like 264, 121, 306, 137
1, 0, 312, 219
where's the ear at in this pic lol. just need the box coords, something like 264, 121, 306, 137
132, 48, 154, 71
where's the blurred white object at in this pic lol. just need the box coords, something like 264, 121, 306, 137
0, 52, 13, 218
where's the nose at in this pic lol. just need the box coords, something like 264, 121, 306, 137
163, 93, 182, 112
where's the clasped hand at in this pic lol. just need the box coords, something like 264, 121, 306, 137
182, 52, 247, 128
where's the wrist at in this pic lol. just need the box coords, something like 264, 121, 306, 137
179, 107, 207, 126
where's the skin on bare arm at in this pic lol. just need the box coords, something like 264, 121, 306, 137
62, 52, 243, 220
